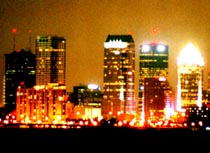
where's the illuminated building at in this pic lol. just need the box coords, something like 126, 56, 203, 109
4, 49, 36, 112
16, 83, 67, 124
16, 35, 67, 124
177, 42, 204, 111
35, 36, 66, 85
144, 78, 175, 124
68, 84, 102, 119
207, 70, 210, 93
102, 34, 136, 120
139, 43, 169, 123
187, 104, 210, 130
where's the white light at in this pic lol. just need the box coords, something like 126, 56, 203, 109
206, 127, 210, 131
114, 50, 120, 55
140, 86, 144, 90
177, 42, 204, 66
157, 45, 166, 52
159, 77, 166, 81
88, 84, 99, 90
141, 45, 150, 52
104, 40, 128, 48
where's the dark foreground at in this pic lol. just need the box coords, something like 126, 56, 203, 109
1, 126, 210, 150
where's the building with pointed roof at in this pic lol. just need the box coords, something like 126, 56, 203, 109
176, 42, 204, 111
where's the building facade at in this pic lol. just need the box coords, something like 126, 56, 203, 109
139, 43, 169, 124
144, 77, 175, 125
68, 84, 102, 119
16, 83, 67, 124
16, 35, 68, 123
177, 42, 204, 111
102, 34, 136, 121
35, 36, 66, 85
4, 49, 36, 112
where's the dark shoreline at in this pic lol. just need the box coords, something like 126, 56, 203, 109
1, 127, 209, 149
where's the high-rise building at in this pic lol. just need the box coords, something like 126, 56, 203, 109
102, 34, 136, 121
16, 35, 68, 123
139, 42, 169, 123
176, 42, 204, 111
35, 36, 66, 85
4, 49, 36, 112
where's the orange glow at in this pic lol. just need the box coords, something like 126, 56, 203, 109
151, 27, 158, 34
12, 28, 17, 33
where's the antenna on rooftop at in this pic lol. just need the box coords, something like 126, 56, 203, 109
29, 29, 32, 51
12, 28, 17, 51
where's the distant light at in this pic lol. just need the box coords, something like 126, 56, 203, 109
88, 84, 99, 90
157, 45, 166, 52
152, 27, 158, 34
20, 81, 24, 86
177, 42, 204, 66
206, 127, 210, 131
159, 77, 166, 81
140, 86, 144, 90
12, 28, 17, 33
141, 45, 150, 52
104, 40, 128, 48
114, 50, 120, 55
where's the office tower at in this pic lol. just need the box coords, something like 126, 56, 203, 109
16, 35, 67, 123
35, 35, 66, 85
4, 49, 36, 112
102, 34, 136, 121
139, 43, 169, 124
177, 42, 204, 111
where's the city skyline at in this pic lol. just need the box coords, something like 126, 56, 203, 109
0, 0, 210, 103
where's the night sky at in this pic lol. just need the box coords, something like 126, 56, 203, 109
0, 0, 210, 104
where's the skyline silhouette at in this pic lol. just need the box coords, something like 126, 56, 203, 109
0, 0, 210, 103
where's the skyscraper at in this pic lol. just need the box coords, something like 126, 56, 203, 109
15, 35, 67, 124
139, 43, 169, 123
4, 49, 36, 112
102, 34, 136, 121
35, 36, 66, 85
177, 42, 204, 111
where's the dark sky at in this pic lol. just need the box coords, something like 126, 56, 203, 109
0, 0, 210, 103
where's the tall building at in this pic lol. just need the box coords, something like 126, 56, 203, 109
4, 49, 36, 112
35, 36, 66, 85
177, 42, 204, 111
139, 42, 169, 123
102, 34, 136, 121
16, 35, 68, 123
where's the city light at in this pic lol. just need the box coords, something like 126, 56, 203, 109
177, 42, 204, 66
104, 39, 128, 48
176, 42, 204, 111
